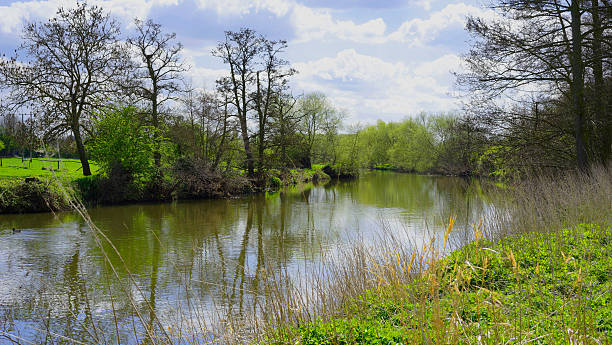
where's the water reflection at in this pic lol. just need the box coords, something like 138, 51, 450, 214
0, 172, 493, 343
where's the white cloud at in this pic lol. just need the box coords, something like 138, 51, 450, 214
193, 0, 493, 46
414, 54, 463, 78
387, 3, 497, 46
187, 66, 228, 90
293, 49, 460, 122
290, 4, 387, 43
195, 0, 291, 17
0, 0, 59, 33
181, 47, 228, 90
0, 0, 178, 34
291, 2, 496, 46
415, 0, 434, 11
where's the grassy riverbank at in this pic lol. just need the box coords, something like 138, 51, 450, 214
248, 166, 612, 344
0, 158, 94, 212
0, 158, 333, 213
0, 177, 72, 213
264, 222, 612, 344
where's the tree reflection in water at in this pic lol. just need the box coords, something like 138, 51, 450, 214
0, 172, 495, 344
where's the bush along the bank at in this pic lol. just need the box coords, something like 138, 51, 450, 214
75, 158, 253, 204
0, 177, 72, 213
74, 166, 152, 205
172, 157, 252, 198
322, 163, 359, 179
265, 223, 612, 344
275, 166, 331, 187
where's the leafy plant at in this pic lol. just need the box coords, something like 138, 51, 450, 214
88, 105, 156, 181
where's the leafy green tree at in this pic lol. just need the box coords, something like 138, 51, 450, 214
387, 120, 435, 172
335, 123, 363, 176
298, 93, 334, 167
359, 120, 393, 168
88, 106, 155, 180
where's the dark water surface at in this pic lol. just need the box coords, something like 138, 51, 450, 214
0, 172, 494, 343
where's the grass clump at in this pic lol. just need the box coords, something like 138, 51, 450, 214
265, 223, 612, 344
281, 166, 330, 186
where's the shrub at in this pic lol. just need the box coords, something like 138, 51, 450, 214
172, 157, 251, 198
267, 175, 282, 190
0, 178, 71, 213
322, 163, 358, 179
74, 164, 145, 204
88, 105, 156, 181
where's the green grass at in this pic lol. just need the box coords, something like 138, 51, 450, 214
0, 157, 98, 180
264, 223, 612, 344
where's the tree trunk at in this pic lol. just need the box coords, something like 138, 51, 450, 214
240, 67, 254, 178
213, 101, 229, 170
256, 72, 266, 175
591, 0, 610, 166
239, 117, 254, 177
280, 124, 288, 171
152, 92, 162, 168
72, 124, 91, 176
258, 129, 265, 173
570, 0, 588, 171
303, 155, 312, 170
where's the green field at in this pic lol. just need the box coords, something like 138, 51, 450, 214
0, 157, 99, 179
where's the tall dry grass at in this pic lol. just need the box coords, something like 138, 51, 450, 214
488, 164, 611, 237
239, 165, 612, 342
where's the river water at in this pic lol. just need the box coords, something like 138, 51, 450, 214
0, 172, 494, 343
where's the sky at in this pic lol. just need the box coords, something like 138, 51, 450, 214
0, 0, 494, 124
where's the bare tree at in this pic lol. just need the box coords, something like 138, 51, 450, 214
213, 28, 261, 177
127, 19, 187, 168
0, 3, 128, 175
196, 90, 234, 168
175, 88, 237, 170
252, 39, 296, 173
268, 93, 299, 169
588, 0, 611, 166
458, 0, 612, 171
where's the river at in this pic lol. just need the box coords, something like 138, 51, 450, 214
0, 171, 494, 343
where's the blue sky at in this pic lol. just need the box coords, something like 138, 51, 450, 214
0, 0, 494, 123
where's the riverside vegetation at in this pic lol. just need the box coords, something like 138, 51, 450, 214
254, 166, 612, 345
266, 222, 612, 344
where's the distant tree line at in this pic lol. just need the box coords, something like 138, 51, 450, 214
342, 114, 491, 177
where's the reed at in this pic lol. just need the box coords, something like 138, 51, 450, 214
251, 165, 612, 343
